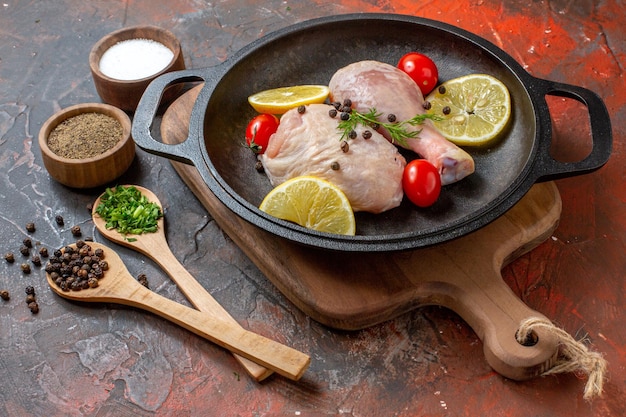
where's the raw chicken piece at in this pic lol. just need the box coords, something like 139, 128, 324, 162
329, 60, 475, 185
261, 104, 406, 213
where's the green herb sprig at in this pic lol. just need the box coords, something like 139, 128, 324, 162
95, 185, 163, 240
338, 108, 442, 147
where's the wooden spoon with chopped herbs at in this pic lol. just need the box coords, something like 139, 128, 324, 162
92, 185, 275, 381
45, 241, 310, 381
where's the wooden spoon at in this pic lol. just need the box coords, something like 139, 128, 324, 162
92, 186, 275, 381
46, 242, 310, 381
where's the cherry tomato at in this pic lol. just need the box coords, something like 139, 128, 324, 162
245, 114, 279, 154
402, 159, 441, 207
397, 52, 439, 96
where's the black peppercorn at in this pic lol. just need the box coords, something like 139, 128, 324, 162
340, 112, 350, 121
348, 130, 357, 139
71, 225, 81, 237
137, 273, 149, 289
25, 222, 35, 233
25, 294, 36, 304
438, 86, 446, 94
5, 252, 15, 263
23, 238, 33, 248
422, 101, 432, 110
28, 301, 39, 314
55, 215, 64, 226
297, 105, 306, 114
19, 245, 30, 256
46, 242, 109, 292
332, 101, 342, 110
328, 108, 338, 118
254, 161, 264, 173
387, 113, 397, 123
342, 98, 352, 107
442, 106, 451, 115
362, 130, 372, 140
330, 161, 340, 171
341, 141, 350, 153
39, 247, 49, 258
25, 286, 35, 295
21, 263, 31, 274
0, 290, 9, 300
31, 254, 41, 267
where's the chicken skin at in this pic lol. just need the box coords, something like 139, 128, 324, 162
329, 60, 475, 185
261, 104, 406, 213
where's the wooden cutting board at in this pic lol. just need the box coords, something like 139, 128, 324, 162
159, 85, 561, 381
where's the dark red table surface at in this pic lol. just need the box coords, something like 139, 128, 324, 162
0, 1, 624, 416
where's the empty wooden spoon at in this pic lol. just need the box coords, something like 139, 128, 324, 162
46, 242, 310, 381
92, 185, 274, 381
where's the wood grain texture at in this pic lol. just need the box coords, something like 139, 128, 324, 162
38, 103, 135, 188
89, 25, 186, 111
2, 1, 622, 414
46, 242, 310, 381
160, 85, 563, 381
92, 186, 274, 381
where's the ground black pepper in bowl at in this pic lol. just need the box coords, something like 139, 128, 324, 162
38, 103, 135, 188
47, 112, 123, 159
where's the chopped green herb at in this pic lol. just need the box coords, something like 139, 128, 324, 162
338, 108, 442, 147
95, 185, 163, 236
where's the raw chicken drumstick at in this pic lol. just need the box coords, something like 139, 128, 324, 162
329, 60, 475, 185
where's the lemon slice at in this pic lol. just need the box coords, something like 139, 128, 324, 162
259, 176, 356, 236
248, 85, 330, 114
426, 74, 511, 147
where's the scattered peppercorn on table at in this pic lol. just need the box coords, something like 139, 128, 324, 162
0, 1, 624, 416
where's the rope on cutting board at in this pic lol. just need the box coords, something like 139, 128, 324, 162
517, 317, 608, 401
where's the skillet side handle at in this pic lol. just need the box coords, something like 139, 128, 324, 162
132, 69, 207, 165
530, 78, 612, 182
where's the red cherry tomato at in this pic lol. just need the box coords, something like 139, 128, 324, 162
402, 159, 441, 207
397, 52, 439, 96
245, 114, 279, 154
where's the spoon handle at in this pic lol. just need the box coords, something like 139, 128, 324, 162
124, 277, 310, 380
141, 237, 274, 380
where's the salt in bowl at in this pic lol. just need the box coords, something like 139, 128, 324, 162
89, 26, 185, 112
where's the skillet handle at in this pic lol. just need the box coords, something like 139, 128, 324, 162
132, 69, 210, 165
530, 78, 612, 181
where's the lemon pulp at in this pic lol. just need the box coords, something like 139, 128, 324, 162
426, 74, 511, 147
259, 176, 356, 236
248, 85, 330, 114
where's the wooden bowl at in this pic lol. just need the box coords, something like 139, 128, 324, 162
39, 103, 135, 189
89, 26, 185, 112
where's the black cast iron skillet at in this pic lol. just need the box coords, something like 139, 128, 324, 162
132, 13, 612, 252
